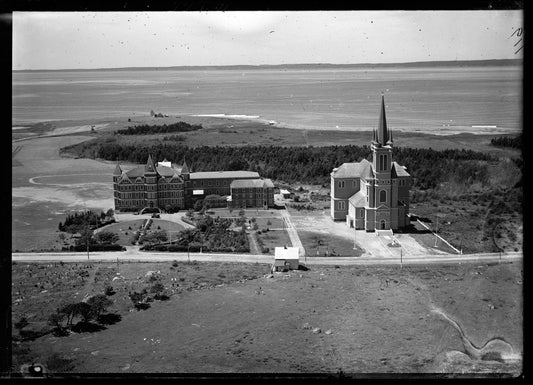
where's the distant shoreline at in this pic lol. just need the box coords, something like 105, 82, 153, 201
13, 58, 522, 73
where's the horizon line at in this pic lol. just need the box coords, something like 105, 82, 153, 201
13, 58, 522, 72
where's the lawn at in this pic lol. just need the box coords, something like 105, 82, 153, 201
298, 230, 364, 258
99, 219, 186, 246
12, 260, 522, 375
254, 229, 292, 255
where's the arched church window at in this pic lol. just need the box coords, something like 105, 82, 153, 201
380, 190, 386, 203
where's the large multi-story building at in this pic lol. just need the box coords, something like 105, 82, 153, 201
330, 96, 411, 231
230, 178, 275, 209
113, 155, 274, 212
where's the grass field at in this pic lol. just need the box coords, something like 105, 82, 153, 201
12, 260, 522, 375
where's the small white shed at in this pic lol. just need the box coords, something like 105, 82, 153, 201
274, 246, 299, 271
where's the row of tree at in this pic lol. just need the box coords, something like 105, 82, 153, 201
490, 134, 522, 149
116, 121, 202, 135
62, 138, 499, 190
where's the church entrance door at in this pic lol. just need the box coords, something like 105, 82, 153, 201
381, 220, 386, 230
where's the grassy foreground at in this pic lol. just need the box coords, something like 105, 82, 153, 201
12, 260, 522, 375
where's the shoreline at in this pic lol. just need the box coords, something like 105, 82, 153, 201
12, 113, 521, 137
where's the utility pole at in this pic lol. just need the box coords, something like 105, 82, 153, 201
434, 214, 439, 247
400, 247, 403, 269
353, 222, 357, 250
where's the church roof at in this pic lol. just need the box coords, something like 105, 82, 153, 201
331, 159, 373, 180
391, 162, 410, 177
348, 190, 366, 207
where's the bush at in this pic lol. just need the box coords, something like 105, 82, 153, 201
14, 317, 29, 331
104, 285, 115, 296
134, 303, 151, 311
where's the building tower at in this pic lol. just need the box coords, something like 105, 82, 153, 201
181, 158, 192, 208
370, 95, 394, 230
113, 163, 122, 210
144, 154, 159, 209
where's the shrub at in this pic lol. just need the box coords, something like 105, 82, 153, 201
14, 317, 29, 331
150, 282, 165, 294
104, 285, 115, 296
172, 260, 179, 267
134, 303, 151, 311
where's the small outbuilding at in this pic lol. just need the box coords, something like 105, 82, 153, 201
279, 189, 291, 199
273, 246, 299, 272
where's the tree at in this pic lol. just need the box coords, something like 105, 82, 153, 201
76, 302, 95, 323
87, 295, 113, 319
106, 208, 115, 218
94, 231, 119, 245
75, 228, 95, 247
193, 199, 204, 212
48, 311, 66, 330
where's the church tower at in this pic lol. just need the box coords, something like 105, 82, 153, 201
113, 163, 122, 210
370, 95, 393, 229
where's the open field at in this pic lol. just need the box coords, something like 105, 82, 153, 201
12, 260, 522, 375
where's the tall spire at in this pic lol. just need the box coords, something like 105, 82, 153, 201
377, 94, 389, 145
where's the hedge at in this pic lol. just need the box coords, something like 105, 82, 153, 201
70, 244, 125, 252
140, 244, 248, 253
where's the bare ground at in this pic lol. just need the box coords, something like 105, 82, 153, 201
12, 260, 522, 376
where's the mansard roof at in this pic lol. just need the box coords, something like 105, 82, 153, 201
230, 178, 274, 189
391, 162, 410, 177
331, 158, 373, 180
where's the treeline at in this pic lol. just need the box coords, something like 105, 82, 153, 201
62, 139, 498, 190
490, 134, 522, 149
117, 121, 202, 135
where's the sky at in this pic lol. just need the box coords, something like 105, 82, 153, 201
12, 11, 523, 70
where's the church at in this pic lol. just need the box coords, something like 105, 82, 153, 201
330, 96, 411, 231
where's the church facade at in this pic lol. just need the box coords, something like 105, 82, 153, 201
330, 96, 411, 231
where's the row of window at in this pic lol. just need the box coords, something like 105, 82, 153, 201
337, 189, 388, 210
337, 180, 358, 189
117, 183, 182, 191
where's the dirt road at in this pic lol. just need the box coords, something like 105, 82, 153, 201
12, 251, 521, 266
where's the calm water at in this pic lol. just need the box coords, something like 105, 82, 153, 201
12, 66, 522, 135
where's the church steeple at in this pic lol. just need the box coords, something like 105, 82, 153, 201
376, 94, 390, 146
